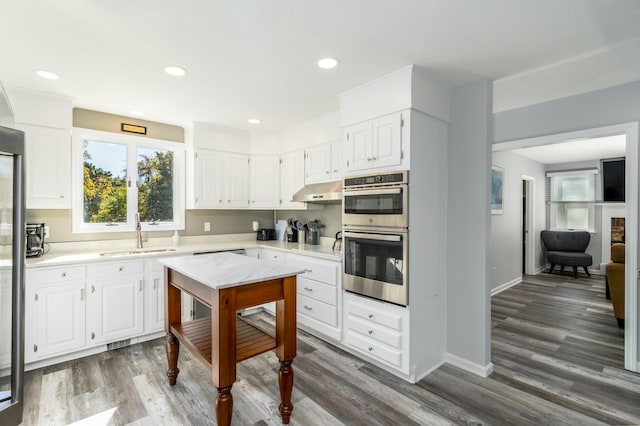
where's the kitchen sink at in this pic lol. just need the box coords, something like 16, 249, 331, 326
100, 248, 177, 257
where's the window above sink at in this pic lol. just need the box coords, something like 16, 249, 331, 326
71, 128, 185, 234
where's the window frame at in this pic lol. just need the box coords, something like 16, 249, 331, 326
546, 168, 597, 233
72, 127, 185, 234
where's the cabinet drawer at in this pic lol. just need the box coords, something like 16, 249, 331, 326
297, 276, 337, 306
260, 249, 285, 263
286, 253, 338, 286
92, 261, 144, 277
346, 314, 402, 349
345, 329, 402, 368
29, 266, 86, 284
346, 296, 404, 331
298, 294, 337, 326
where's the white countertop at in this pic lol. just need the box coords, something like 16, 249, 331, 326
159, 252, 305, 289
24, 234, 341, 268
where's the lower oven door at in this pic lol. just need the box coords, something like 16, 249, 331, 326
343, 229, 407, 306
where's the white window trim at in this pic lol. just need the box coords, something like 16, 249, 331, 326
72, 127, 185, 233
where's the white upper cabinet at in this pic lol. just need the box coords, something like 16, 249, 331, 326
7, 88, 73, 209
305, 140, 344, 184
193, 148, 224, 208
250, 155, 280, 208
20, 124, 71, 209
344, 112, 403, 173
279, 150, 305, 209
305, 143, 331, 183
223, 152, 250, 208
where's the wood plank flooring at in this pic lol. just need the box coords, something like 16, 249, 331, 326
21, 273, 640, 425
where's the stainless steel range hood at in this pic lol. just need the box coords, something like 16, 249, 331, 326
291, 181, 342, 203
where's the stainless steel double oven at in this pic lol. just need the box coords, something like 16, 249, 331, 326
342, 171, 408, 306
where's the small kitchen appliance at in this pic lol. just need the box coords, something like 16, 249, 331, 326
256, 228, 276, 241
26, 223, 45, 258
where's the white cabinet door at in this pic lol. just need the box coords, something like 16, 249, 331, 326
88, 262, 144, 344
371, 114, 402, 168
305, 144, 331, 183
344, 121, 372, 172
224, 152, 250, 208
250, 155, 280, 208
19, 124, 71, 209
194, 149, 223, 208
279, 150, 306, 209
29, 280, 86, 359
330, 140, 344, 181
145, 265, 165, 333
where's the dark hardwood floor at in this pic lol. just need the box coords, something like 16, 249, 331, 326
21, 273, 640, 425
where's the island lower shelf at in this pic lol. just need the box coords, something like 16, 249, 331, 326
170, 316, 276, 365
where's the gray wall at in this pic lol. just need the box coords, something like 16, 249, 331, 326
73, 108, 184, 142
447, 79, 493, 368
490, 151, 546, 289
494, 79, 640, 371
27, 209, 275, 242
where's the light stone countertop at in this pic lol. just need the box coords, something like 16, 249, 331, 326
23, 234, 341, 269
159, 252, 305, 289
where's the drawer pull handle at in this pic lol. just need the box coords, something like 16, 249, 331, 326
91, 285, 95, 293
80, 289, 85, 301
368, 346, 373, 352
153, 278, 159, 289
368, 330, 373, 335
368, 314, 374, 319
303, 305, 313, 311
119, 267, 124, 272
304, 287, 313, 292
91, 332, 95, 340
304, 268, 312, 273
61, 272, 66, 278
139, 280, 143, 291
34, 344, 38, 353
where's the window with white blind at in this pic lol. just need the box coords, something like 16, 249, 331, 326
547, 169, 597, 232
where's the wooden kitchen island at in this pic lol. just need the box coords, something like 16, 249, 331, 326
159, 253, 304, 425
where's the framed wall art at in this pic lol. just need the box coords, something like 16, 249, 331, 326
491, 165, 504, 215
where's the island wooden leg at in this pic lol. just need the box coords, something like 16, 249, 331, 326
276, 276, 297, 424
216, 385, 233, 426
166, 332, 180, 385
278, 360, 294, 423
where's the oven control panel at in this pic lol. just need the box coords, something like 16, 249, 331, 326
344, 171, 408, 188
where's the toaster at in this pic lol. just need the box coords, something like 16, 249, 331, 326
256, 228, 276, 241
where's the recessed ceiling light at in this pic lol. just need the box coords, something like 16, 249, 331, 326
317, 57, 339, 69
35, 70, 60, 80
248, 118, 260, 124
130, 110, 145, 117
163, 66, 187, 77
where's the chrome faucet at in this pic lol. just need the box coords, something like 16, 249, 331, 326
135, 212, 143, 249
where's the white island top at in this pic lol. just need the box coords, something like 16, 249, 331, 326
158, 252, 305, 289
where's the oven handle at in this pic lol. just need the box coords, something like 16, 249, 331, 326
343, 187, 402, 197
343, 231, 402, 242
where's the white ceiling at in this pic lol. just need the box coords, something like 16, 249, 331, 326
1, 0, 639, 132
512, 134, 626, 165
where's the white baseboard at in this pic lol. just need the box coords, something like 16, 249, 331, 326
444, 352, 494, 377
491, 276, 522, 296
532, 265, 544, 275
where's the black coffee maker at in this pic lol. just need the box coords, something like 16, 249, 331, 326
26, 223, 46, 258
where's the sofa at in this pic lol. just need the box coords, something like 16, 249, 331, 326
605, 243, 625, 328
540, 230, 592, 278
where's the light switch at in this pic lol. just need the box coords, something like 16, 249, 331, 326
204, 222, 211, 232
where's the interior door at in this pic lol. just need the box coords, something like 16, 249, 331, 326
0, 126, 25, 426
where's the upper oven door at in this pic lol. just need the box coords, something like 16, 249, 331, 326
342, 185, 408, 228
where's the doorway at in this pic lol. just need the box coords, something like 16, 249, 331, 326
521, 176, 535, 275
492, 122, 639, 373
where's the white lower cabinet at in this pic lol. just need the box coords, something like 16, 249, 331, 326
87, 260, 144, 345
144, 259, 165, 333
285, 252, 341, 341
343, 292, 409, 373
25, 266, 87, 363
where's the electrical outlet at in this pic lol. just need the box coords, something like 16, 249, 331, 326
204, 222, 211, 232
44, 225, 50, 239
